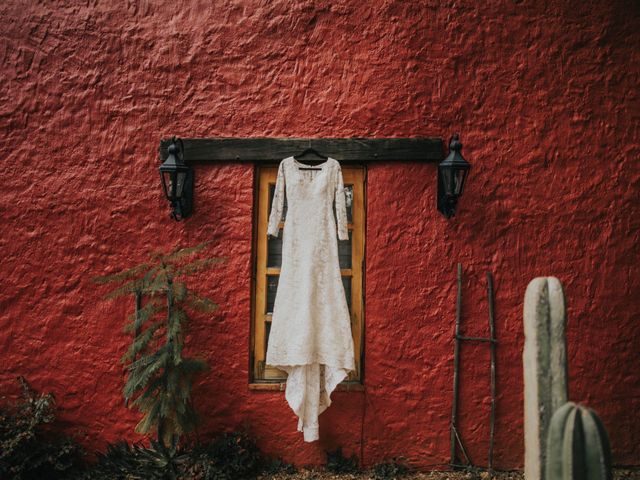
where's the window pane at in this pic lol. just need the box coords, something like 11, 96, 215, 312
338, 230, 352, 268
266, 275, 279, 313
268, 184, 288, 220
333, 184, 353, 223
265, 321, 271, 350
264, 322, 288, 379
342, 276, 352, 312
267, 229, 283, 268
345, 184, 353, 223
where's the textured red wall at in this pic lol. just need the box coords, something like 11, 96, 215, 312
1, 0, 638, 470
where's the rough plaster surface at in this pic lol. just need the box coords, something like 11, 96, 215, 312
1, 0, 639, 470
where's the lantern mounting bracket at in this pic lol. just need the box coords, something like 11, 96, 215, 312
159, 137, 445, 164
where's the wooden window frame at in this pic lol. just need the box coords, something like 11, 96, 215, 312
249, 164, 366, 391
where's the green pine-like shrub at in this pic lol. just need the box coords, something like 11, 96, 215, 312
93, 241, 226, 450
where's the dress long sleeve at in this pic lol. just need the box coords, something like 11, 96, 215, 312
334, 162, 349, 241
267, 160, 285, 238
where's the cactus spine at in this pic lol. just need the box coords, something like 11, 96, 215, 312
546, 402, 612, 480
523, 277, 569, 480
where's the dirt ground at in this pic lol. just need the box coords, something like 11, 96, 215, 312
258, 468, 640, 480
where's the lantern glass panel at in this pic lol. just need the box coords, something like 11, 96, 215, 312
175, 171, 187, 199
454, 168, 467, 195
161, 171, 173, 200
441, 167, 453, 195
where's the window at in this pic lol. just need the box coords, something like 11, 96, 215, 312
250, 164, 365, 389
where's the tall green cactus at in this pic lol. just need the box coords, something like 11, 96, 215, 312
546, 401, 612, 480
524, 277, 568, 480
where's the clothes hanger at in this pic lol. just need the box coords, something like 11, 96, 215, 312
293, 148, 328, 170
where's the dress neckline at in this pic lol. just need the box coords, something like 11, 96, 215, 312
291, 156, 332, 171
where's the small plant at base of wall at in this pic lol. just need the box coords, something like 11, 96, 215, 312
86, 429, 295, 480
325, 446, 360, 474
370, 458, 411, 480
0, 376, 86, 480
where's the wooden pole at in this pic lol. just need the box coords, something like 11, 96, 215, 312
450, 263, 463, 465
487, 271, 497, 473
133, 290, 142, 361
124, 290, 143, 408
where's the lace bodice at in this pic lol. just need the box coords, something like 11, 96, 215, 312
267, 157, 349, 241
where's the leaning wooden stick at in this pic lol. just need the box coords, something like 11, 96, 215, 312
450, 263, 463, 465
487, 271, 497, 473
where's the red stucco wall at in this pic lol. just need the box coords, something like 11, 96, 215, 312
1, 0, 638, 470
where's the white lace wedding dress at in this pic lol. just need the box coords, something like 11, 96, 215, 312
266, 156, 356, 442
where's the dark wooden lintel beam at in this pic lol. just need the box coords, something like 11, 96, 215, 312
159, 137, 445, 164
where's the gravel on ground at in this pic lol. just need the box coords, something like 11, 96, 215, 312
258, 468, 640, 480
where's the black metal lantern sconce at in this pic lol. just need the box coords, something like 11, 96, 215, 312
160, 137, 194, 221
437, 134, 471, 218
